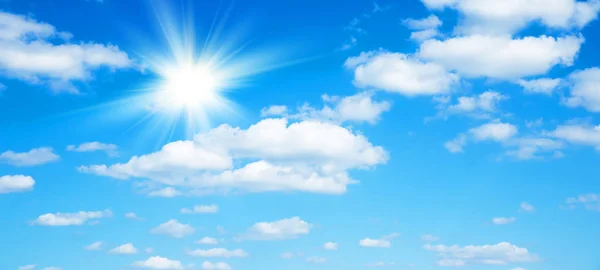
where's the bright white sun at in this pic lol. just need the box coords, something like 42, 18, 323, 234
158, 63, 221, 110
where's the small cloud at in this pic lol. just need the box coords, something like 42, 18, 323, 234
196, 237, 219, 245
187, 248, 248, 258
237, 217, 311, 241
359, 233, 399, 248
0, 175, 35, 194
0, 147, 59, 167
148, 187, 182, 198
109, 243, 138, 254
520, 202, 535, 213
492, 217, 517, 225
181, 204, 218, 214
323, 241, 338, 250
19, 265, 36, 270
133, 256, 183, 269
32, 210, 112, 226
85, 241, 103, 251
125, 212, 143, 220
280, 252, 295, 259
66, 142, 118, 156
150, 219, 195, 238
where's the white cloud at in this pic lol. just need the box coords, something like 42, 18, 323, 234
80, 118, 388, 195
33, 210, 112, 226
181, 204, 218, 214
148, 187, 182, 198
345, 50, 459, 96
470, 122, 518, 142
306, 256, 327, 264
403, 15, 443, 41
504, 137, 564, 160
549, 123, 600, 150
201, 261, 232, 270
422, 234, 440, 242
125, 212, 142, 220
403, 15, 443, 30
564, 67, 600, 112
85, 241, 103, 251
492, 217, 517, 225
150, 219, 195, 238
424, 242, 539, 266
565, 193, 600, 211
42, 267, 61, 270
239, 217, 311, 241
109, 243, 138, 254
196, 237, 219, 245
66, 142, 118, 156
359, 233, 399, 248
19, 265, 36, 270
290, 92, 391, 125
260, 105, 287, 117
0, 147, 58, 166
444, 134, 467, 153
323, 242, 338, 250
436, 91, 507, 120
133, 256, 183, 270
419, 35, 583, 80
188, 248, 248, 258
0, 175, 35, 194
0, 11, 133, 92
520, 202, 535, 212
517, 78, 562, 95
410, 29, 441, 41
420, 0, 600, 35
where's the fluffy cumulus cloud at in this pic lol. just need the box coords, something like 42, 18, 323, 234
79, 118, 388, 196
549, 123, 600, 150
0, 11, 133, 92
424, 242, 539, 266
0, 175, 35, 194
344, 50, 459, 96
66, 142, 118, 156
359, 233, 399, 248
420, 0, 600, 35
323, 242, 338, 250
188, 248, 248, 258
563, 67, 600, 112
470, 122, 518, 141
564, 194, 600, 211
0, 147, 58, 167
109, 243, 138, 254
517, 78, 562, 95
419, 35, 583, 80
133, 256, 183, 270
32, 210, 112, 226
181, 204, 219, 214
278, 92, 392, 125
150, 219, 195, 238
239, 217, 311, 241
201, 261, 232, 270
196, 237, 219, 245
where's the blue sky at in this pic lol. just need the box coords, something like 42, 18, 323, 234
1, 0, 600, 269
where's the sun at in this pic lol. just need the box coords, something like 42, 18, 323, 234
156, 62, 221, 110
